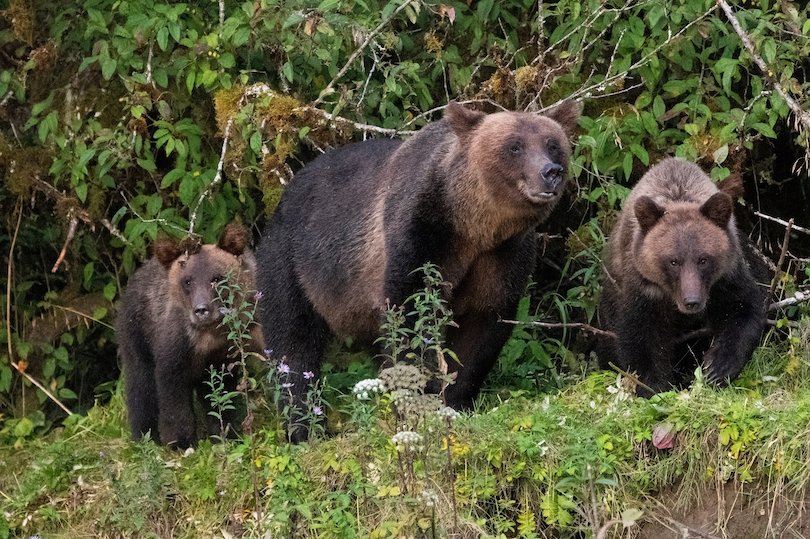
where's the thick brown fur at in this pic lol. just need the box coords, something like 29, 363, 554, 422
117, 223, 260, 448
598, 158, 765, 395
257, 101, 581, 441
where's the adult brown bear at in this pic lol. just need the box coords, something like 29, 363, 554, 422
117, 223, 259, 448
256, 101, 581, 440
597, 158, 765, 396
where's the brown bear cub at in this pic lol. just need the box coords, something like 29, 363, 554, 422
117, 223, 258, 448
598, 158, 765, 396
256, 101, 581, 441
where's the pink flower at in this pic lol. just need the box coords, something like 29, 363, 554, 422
303, 371, 315, 380
652, 422, 676, 450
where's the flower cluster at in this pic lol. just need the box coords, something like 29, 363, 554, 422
353, 378, 387, 400
379, 364, 428, 392
418, 488, 439, 509
436, 406, 460, 421
391, 430, 423, 450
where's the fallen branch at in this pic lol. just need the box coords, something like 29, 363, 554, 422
499, 318, 616, 338
769, 291, 809, 312
754, 211, 810, 237
5, 199, 73, 416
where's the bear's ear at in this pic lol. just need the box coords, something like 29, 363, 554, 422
634, 196, 665, 234
700, 192, 733, 229
218, 222, 249, 256
152, 237, 184, 269
543, 100, 582, 137
717, 173, 744, 200
445, 102, 485, 138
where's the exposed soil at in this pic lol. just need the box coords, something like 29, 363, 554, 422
639, 482, 810, 539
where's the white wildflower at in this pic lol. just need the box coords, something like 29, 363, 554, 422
353, 378, 386, 400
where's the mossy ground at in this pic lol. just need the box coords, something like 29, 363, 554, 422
1, 325, 809, 538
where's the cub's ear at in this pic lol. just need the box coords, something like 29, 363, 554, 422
544, 100, 582, 137
218, 222, 249, 256
152, 237, 184, 269
445, 102, 485, 138
700, 192, 733, 229
634, 196, 665, 234
717, 173, 744, 200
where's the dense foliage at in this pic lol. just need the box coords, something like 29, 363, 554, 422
1, 0, 810, 535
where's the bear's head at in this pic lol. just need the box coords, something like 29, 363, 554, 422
633, 191, 736, 314
153, 223, 256, 329
445, 100, 581, 212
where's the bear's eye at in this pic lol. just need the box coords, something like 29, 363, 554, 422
669, 260, 680, 267
698, 257, 708, 266
183, 277, 192, 288
547, 139, 560, 153
509, 142, 523, 154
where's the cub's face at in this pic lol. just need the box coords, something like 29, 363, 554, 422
634, 195, 735, 314
169, 246, 246, 328
153, 223, 255, 329
445, 101, 581, 212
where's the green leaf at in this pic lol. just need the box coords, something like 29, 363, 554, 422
623, 152, 633, 180
13, 417, 34, 438
76, 182, 88, 203
103, 282, 117, 302
622, 508, 643, 527
712, 144, 729, 164
630, 143, 649, 166
58, 387, 78, 400
318, 0, 340, 11
282, 61, 294, 83
751, 122, 776, 138
31, 92, 55, 117
249, 131, 262, 154
186, 70, 196, 94
157, 26, 169, 51
101, 57, 117, 80
219, 52, 235, 68
161, 168, 184, 188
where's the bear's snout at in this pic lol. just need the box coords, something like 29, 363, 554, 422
677, 268, 706, 314
541, 162, 564, 191
194, 303, 211, 320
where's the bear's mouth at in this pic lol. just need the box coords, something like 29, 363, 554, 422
524, 190, 559, 204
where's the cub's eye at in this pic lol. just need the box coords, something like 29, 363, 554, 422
183, 278, 192, 286
509, 142, 523, 154
547, 139, 561, 153
698, 257, 708, 266
669, 260, 679, 267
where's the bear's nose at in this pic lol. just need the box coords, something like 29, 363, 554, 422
541, 163, 563, 190
682, 298, 702, 312
194, 304, 211, 320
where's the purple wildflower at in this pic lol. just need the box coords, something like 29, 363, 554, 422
254, 290, 265, 301
303, 371, 315, 380
263, 348, 273, 357
277, 362, 290, 374
312, 405, 324, 416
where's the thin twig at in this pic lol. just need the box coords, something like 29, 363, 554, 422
312, 0, 416, 107
51, 214, 79, 273
499, 318, 616, 338
5, 199, 73, 416
766, 217, 793, 311
754, 211, 810, 236
188, 117, 233, 236
716, 0, 810, 133
607, 362, 657, 395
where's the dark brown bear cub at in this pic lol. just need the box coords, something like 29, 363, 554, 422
598, 158, 764, 396
117, 223, 258, 448
257, 101, 581, 441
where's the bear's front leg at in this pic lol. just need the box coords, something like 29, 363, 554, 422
155, 339, 197, 449
703, 270, 765, 385
615, 297, 678, 397
443, 233, 536, 409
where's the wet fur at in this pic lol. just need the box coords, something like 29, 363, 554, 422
117, 223, 259, 448
257, 102, 581, 440
598, 158, 765, 395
